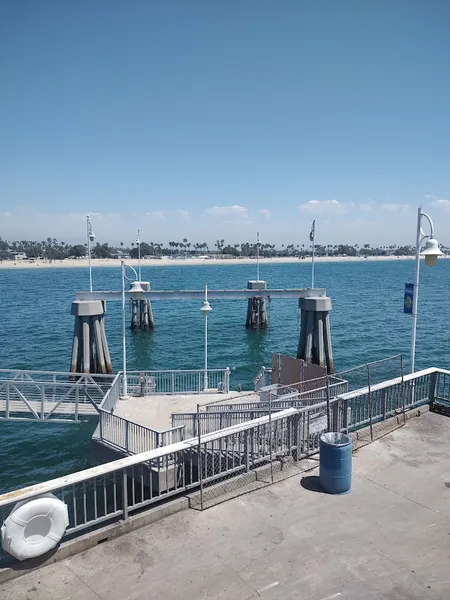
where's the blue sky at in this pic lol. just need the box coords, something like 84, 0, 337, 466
1, 1, 450, 245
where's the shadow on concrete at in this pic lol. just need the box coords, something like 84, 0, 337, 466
300, 475, 326, 494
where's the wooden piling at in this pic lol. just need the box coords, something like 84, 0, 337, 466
297, 296, 334, 374
130, 282, 154, 330
70, 301, 113, 374
245, 281, 268, 329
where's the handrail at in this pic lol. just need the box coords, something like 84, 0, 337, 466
339, 367, 440, 400
0, 406, 297, 507
0, 369, 115, 379
125, 368, 227, 375
0, 367, 446, 508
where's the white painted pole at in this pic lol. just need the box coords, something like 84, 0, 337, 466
311, 220, 316, 289
87, 215, 93, 292
204, 285, 208, 391
137, 229, 141, 281
121, 260, 128, 398
410, 206, 422, 374
256, 232, 260, 281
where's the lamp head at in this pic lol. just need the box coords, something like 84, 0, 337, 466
421, 238, 444, 267
200, 300, 212, 316
89, 233, 95, 242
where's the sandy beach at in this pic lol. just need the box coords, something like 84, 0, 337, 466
0, 254, 434, 270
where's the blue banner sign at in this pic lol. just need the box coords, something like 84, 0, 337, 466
404, 283, 414, 314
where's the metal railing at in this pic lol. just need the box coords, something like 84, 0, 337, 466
99, 373, 122, 412
125, 368, 230, 395
254, 366, 272, 391
0, 367, 447, 546
99, 409, 185, 454
0, 372, 115, 422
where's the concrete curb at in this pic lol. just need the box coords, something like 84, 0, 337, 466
0, 496, 189, 585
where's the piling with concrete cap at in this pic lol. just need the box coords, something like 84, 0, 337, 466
70, 300, 113, 374
297, 296, 334, 373
245, 280, 268, 329
130, 281, 154, 330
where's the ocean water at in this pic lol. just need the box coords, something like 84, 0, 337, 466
0, 259, 449, 493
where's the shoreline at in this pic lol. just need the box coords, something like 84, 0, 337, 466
0, 255, 441, 270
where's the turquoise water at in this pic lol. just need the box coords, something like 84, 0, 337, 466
0, 259, 449, 492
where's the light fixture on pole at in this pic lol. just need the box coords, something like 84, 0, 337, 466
86, 215, 95, 292
136, 229, 141, 281
200, 285, 212, 391
410, 206, 444, 374
256, 231, 261, 282
121, 260, 144, 399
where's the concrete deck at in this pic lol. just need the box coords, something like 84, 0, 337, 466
4, 411, 450, 599
114, 391, 252, 430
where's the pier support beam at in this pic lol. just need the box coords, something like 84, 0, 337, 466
130, 281, 154, 330
297, 296, 334, 374
245, 281, 268, 329
70, 300, 113, 374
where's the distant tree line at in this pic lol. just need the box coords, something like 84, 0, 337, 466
0, 236, 448, 261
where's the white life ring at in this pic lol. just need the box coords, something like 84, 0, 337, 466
1, 493, 69, 561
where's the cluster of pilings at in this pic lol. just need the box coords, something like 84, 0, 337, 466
70, 301, 113, 374
69, 281, 335, 377
297, 296, 334, 374
130, 282, 154, 330
245, 280, 268, 329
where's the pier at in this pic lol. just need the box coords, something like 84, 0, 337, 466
1, 367, 450, 594
2, 410, 449, 598
71, 286, 332, 374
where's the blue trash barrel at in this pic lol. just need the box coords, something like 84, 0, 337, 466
319, 432, 352, 494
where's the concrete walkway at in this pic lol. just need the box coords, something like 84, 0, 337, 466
4, 411, 450, 599
115, 390, 253, 429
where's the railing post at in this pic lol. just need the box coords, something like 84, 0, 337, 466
343, 398, 349, 433
99, 410, 104, 440
5, 382, 9, 420
429, 371, 438, 409
197, 403, 204, 510
326, 376, 331, 432
224, 368, 230, 393
368, 365, 373, 442
381, 389, 386, 421
400, 354, 406, 424
122, 470, 128, 520
244, 432, 250, 472
125, 419, 129, 453
171, 372, 175, 394
41, 384, 45, 420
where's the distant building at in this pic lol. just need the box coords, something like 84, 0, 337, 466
111, 250, 130, 259
11, 253, 27, 261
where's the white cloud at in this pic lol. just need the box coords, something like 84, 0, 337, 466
257, 209, 271, 219
145, 210, 165, 220
299, 199, 343, 214
358, 202, 375, 212
426, 195, 450, 209
205, 204, 250, 221
176, 209, 190, 220
0, 211, 13, 218
379, 203, 409, 212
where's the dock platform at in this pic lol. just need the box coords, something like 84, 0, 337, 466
114, 391, 251, 430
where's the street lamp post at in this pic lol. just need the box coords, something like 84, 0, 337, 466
410, 206, 444, 374
256, 232, 261, 281
121, 260, 144, 399
86, 215, 95, 292
200, 285, 212, 391
136, 229, 141, 281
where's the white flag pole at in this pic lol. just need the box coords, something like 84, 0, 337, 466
310, 221, 315, 288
